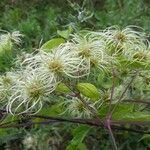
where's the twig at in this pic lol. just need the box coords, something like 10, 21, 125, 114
111, 120, 150, 126
0, 117, 150, 134
108, 125, 118, 150
112, 126, 150, 134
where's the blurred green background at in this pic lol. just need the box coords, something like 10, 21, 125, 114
0, 0, 150, 149
1, 0, 150, 49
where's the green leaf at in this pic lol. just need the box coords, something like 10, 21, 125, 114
0, 129, 8, 137
77, 143, 88, 150
118, 56, 150, 70
57, 27, 73, 39
113, 111, 150, 121
39, 104, 62, 117
33, 104, 63, 127
129, 61, 146, 69
99, 104, 134, 118
0, 41, 12, 54
139, 134, 150, 141
99, 104, 150, 122
76, 83, 100, 101
66, 125, 91, 150
55, 83, 72, 94
113, 103, 134, 113
0, 115, 19, 140
41, 38, 65, 52
0, 115, 18, 125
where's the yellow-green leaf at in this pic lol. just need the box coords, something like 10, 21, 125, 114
76, 83, 100, 101
41, 38, 65, 52
57, 26, 73, 39
55, 83, 72, 94
113, 111, 150, 122
66, 125, 91, 150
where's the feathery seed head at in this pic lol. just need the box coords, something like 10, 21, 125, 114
103, 26, 147, 55
0, 72, 19, 107
63, 97, 96, 118
71, 33, 111, 70
24, 43, 90, 78
6, 70, 57, 115
0, 30, 22, 45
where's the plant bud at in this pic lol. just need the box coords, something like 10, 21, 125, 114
76, 83, 100, 100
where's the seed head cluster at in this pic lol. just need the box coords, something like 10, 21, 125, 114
0, 26, 150, 116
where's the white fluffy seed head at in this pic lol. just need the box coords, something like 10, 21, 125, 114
6, 70, 57, 115
23, 43, 90, 79
71, 33, 113, 71
0, 30, 22, 45
102, 26, 147, 55
3, 26, 150, 117
131, 43, 150, 63
23, 134, 37, 149
62, 97, 96, 118
0, 72, 20, 108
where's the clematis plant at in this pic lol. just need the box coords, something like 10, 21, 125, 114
0, 26, 150, 150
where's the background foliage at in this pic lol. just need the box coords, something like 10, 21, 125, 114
0, 0, 150, 149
